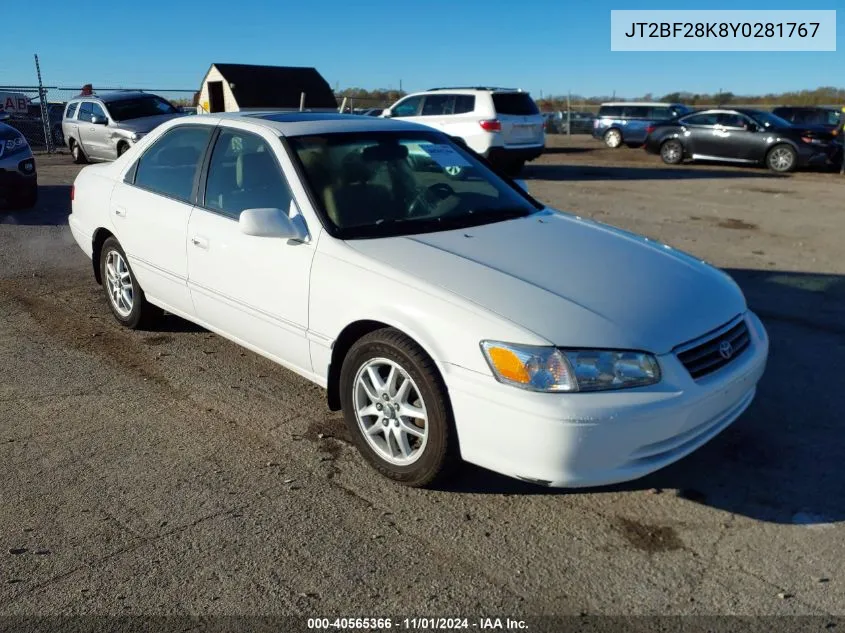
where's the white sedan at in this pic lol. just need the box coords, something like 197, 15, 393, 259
68, 112, 769, 488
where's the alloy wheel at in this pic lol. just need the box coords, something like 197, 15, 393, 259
353, 358, 429, 466
104, 250, 134, 317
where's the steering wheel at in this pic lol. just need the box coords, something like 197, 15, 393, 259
407, 182, 456, 217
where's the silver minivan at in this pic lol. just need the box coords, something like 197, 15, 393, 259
62, 91, 184, 163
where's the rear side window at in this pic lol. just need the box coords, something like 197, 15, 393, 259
772, 108, 794, 121
598, 105, 622, 118
454, 95, 476, 114
680, 113, 719, 126
492, 93, 539, 115
132, 126, 212, 202
65, 103, 78, 119
621, 106, 649, 119
421, 94, 455, 116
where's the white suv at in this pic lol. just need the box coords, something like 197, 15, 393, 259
382, 87, 545, 175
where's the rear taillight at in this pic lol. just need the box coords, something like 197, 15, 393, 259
70, 185, 74, 201
645, 125, 655, 136
479, 119, 501, 132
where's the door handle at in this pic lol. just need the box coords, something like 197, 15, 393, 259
114, 207, 126, 217
190, 236, 209, 249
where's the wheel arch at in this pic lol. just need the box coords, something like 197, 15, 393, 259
91, 227, 115, 285
325, 319, 447, 412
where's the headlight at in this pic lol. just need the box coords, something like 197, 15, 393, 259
130, 131, 145, 141
0, 135, 29, 156
480, 341, 660, 393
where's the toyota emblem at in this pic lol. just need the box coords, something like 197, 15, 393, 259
719, 340, 734, 359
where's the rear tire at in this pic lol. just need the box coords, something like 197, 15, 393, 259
71, 140, 88, 164
99, 237, 162, 329
766, 144, 797, 173
339, 328, 457, 488
603, 128, 623, 148
660, 139, 684, 165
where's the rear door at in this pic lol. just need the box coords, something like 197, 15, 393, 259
620, 106, 651, 144
110, 124, 214, 316
677, 112, 721, 155
492, 92, 543, 147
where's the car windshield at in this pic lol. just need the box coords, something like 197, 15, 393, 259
288, 131, 543, 239
106, 96, 178, 121
746, 111, 793, 129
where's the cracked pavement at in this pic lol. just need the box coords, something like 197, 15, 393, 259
1, 140, 843, 618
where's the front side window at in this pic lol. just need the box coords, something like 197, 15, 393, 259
89, 103, 107, 121
391, 96, 423, 118
133, 126, 212, 202
204, 129, 293, 219
288, 131, 543, 239
107, 96, 178, 121
599, 105, 622, 118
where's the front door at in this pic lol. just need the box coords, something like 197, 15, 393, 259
187, 125, 316, 374
77, 101, 111, 160
110, 124, 214, 317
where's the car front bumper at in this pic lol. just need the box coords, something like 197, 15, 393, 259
444, 311, 769, 488
0, 156, 37, 199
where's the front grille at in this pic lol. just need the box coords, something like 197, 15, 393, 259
676, 317, 750, 380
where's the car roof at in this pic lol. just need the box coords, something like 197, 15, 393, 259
599, 102, 684, 107
72, 91, 157, 103
179, 111, 438, 136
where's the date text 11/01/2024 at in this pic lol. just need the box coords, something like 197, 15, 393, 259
307, 617, 528, 630
624, 21, 820, 38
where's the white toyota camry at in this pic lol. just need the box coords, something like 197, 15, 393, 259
68, 112, 769, 488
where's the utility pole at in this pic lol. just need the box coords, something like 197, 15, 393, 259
34, 54, 53, 153
567, 91, 571, 137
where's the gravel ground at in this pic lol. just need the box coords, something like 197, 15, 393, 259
1, 137, 843, 624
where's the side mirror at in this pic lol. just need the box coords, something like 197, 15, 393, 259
91, 115, 107, 125
380, 109, 392, 118
514, 179, 529, 193
239, 207, 309, 242
746, 122, 758, 132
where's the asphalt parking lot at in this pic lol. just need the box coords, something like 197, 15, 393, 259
1, 136, 844, 620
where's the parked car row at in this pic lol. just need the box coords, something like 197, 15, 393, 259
583, 100, 842, 173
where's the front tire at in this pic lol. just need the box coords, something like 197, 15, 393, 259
766, 144, 797, 173
117, 142, 130, 157
660, 139, 684, 165
603, 128, 623, 148
339, 328, 457, 487
99, 237, 162, 329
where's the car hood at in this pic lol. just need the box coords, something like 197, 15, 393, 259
347, 210, 746, 354
114, 113, 184, 134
